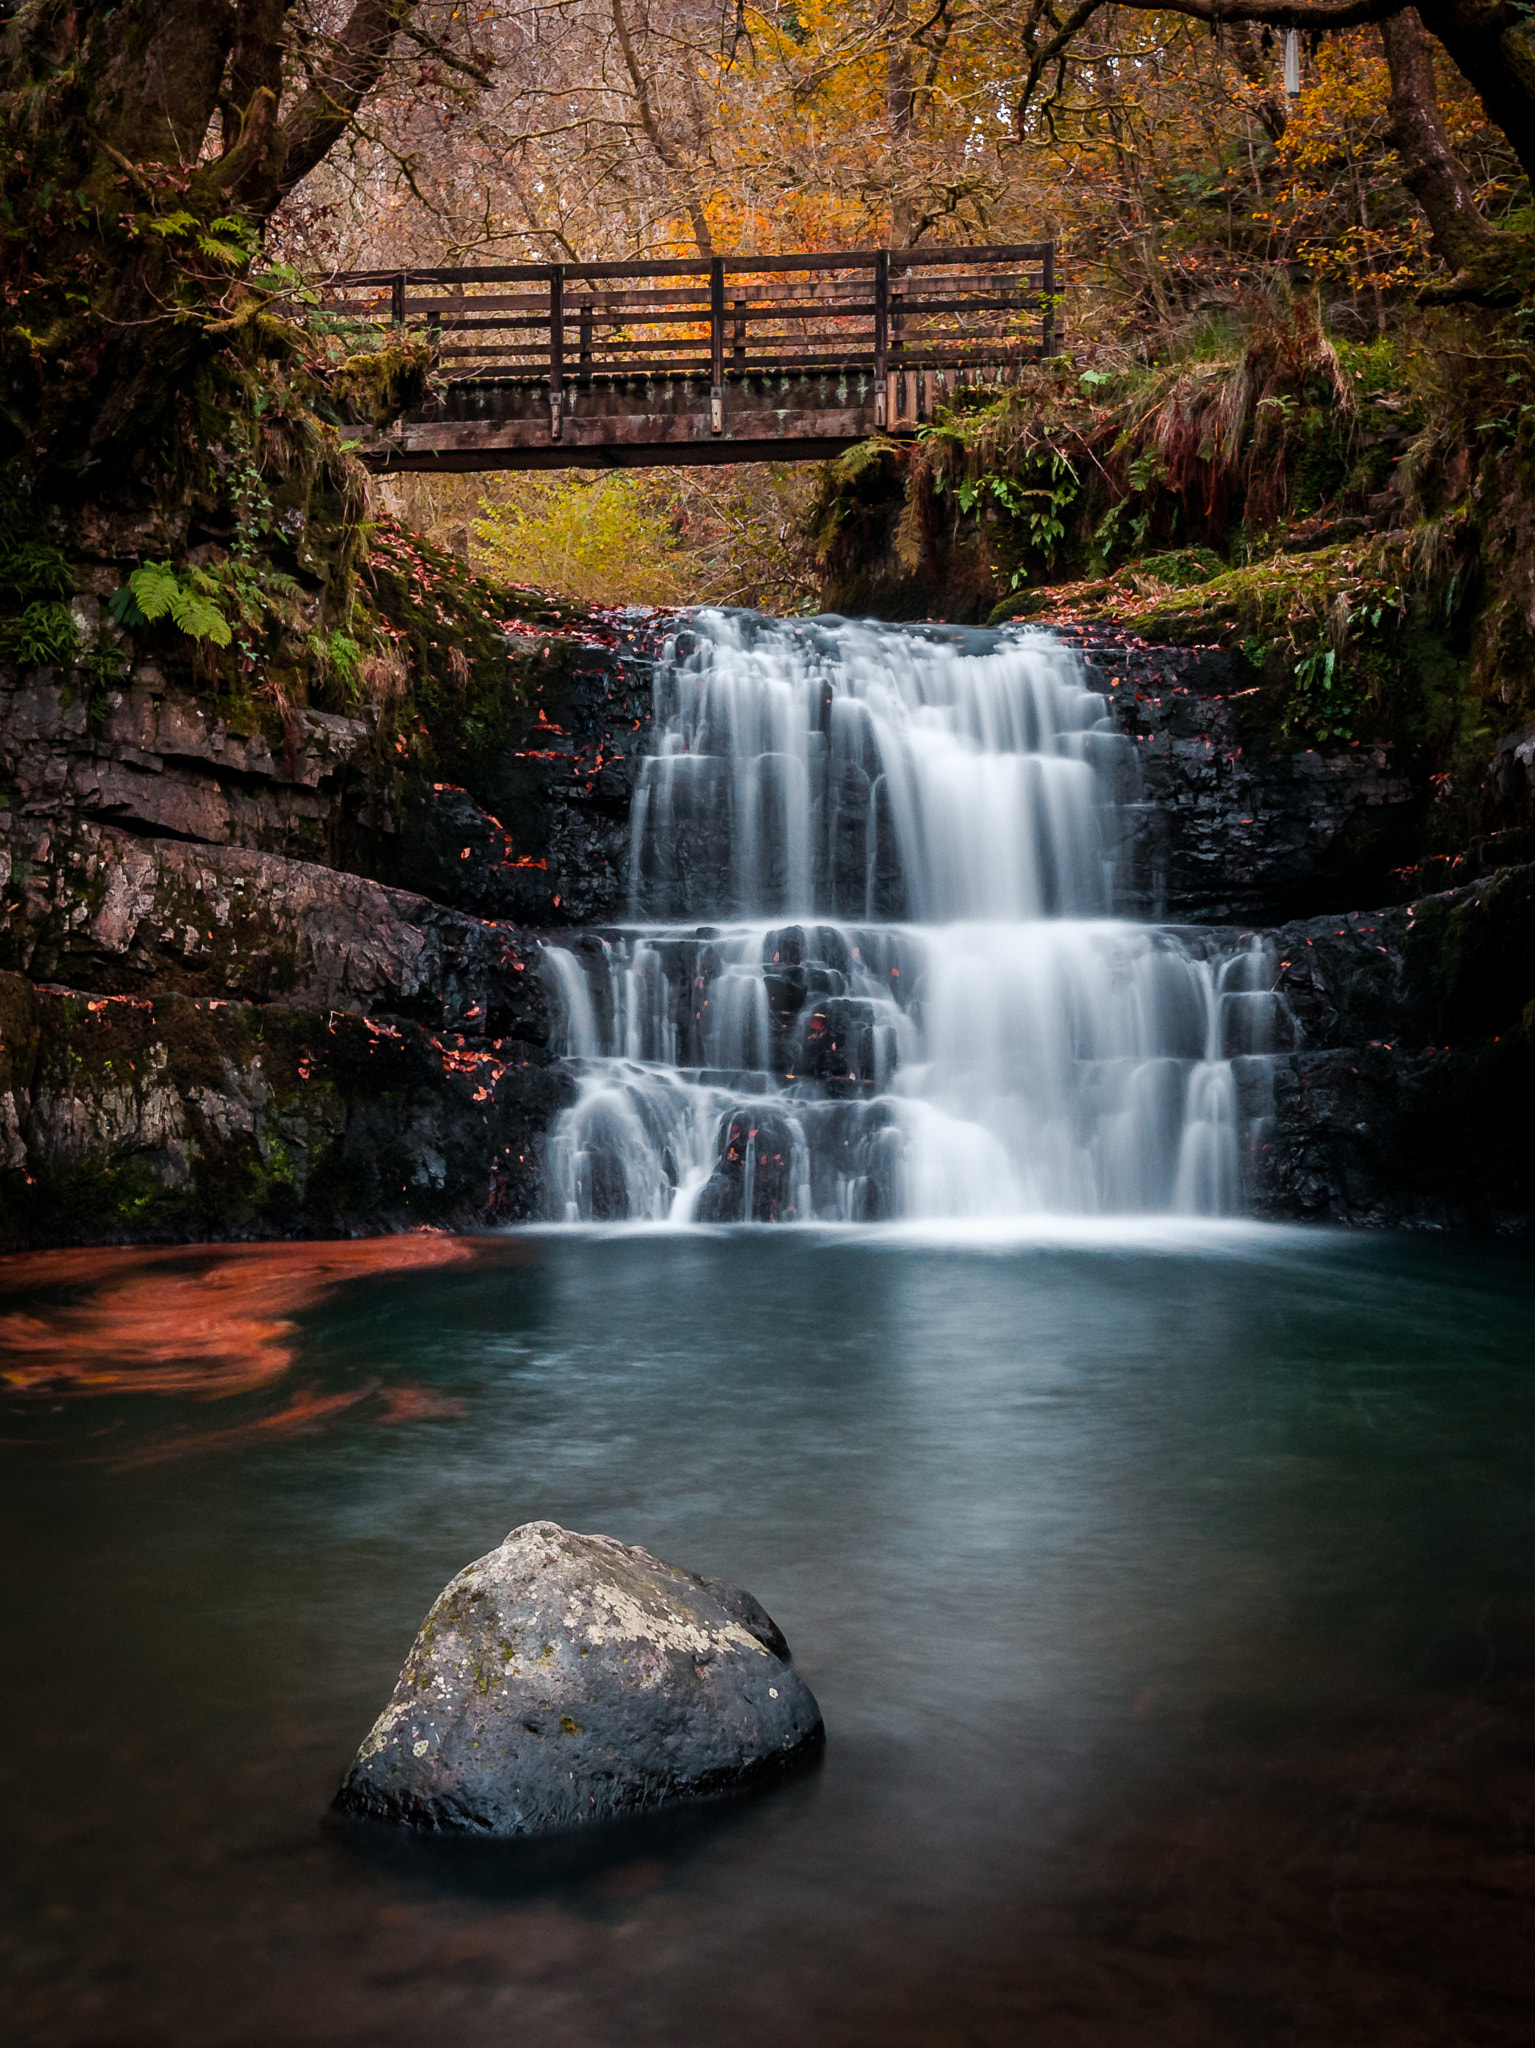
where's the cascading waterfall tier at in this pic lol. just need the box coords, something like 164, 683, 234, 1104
545, 612, 1282, 1224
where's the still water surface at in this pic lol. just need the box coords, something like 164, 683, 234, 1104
3, 1226, 1533, 2045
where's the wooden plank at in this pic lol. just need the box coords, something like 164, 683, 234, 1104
362, 435, 882, 474
376, 407, 883, 457
325, 280, 1041, 323
331, 242, 1052, 289
548, 265, 563, 439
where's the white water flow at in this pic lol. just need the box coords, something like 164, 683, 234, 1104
545, 612, 1281, 1224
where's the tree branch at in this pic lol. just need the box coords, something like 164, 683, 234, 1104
257, 0, 413, 215
1098, 0, 1402, 27
609, 0, 715, 255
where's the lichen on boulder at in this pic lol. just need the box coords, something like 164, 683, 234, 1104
334, 1521, 823, 1837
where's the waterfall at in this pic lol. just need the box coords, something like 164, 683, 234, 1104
545, 611, 1280, 1225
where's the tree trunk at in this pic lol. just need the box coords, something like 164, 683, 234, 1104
1381, 8, 1515, 295
0, 1, 414, 490
1418, 0, 1535, 195
1027, 0, 1535, 218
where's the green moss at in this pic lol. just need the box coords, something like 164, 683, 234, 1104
1403, 866, 1535, 1041
330, 339, 435, 432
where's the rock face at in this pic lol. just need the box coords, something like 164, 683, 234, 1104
0, 971, 571, 1242
5, 595, 1532, 1244
0, 614, 653, 1247
0, 814, 549, 1037
335, 1522, 823, 1836
1064, 629, 1424, 927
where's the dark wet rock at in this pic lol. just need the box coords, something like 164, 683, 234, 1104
394, 635, 655, 929
869, 774, 908, 920
809, 925, 854, 978
762, 925, 807, 969
0, 814, 550, 1041
1388, 826, 1535, 905
824, 759, 872, 916
798, 997, 878, 1094
1209, 861, 1535, 1056
0, 625, 648, 1248
799, 1098, 903, 1219
334, 1521, 822, 1836
1222, 861, 1535, 1229
1249, 1036, 1535, 1231
1053, 630, 1425, 925
694, 1107, 800, 1221
0, 670, 382, 863
0, 972, 572, 1249
629, 753, 735, 921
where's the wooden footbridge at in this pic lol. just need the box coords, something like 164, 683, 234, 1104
326, 245, 1057, 471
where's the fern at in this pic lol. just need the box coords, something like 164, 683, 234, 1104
0, 539, 72, 600
169, 588, 233, 645
119, 562, 232, 647
1, 601, 79, 668
125, 562, 183, 623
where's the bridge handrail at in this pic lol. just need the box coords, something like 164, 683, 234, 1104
329, 243, 1054, 288
326, 243, 1060, 449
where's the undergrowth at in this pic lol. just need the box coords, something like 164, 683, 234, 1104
813, 283, 1535, 780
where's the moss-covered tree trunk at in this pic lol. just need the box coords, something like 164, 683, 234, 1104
0, 0, 411, 491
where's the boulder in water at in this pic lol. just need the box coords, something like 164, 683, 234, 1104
334, 1521, 822, 1836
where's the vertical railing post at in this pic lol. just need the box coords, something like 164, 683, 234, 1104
391, 272, 405, 328
732, 297, 747, 369
891, 261, 907, 425
709, 256, 725, 435
549, 264, 565, 441
873, 249, 889, 430
1040, 241, 1056, 360
579, 298, 594, 379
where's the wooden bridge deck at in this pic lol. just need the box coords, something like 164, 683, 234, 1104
325, 245, 1057, 471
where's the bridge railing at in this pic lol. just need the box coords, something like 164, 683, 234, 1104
322, 244, 1057, 433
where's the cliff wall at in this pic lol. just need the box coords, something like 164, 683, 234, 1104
1, 610, 1530, 1246
0, 614, 657, 1248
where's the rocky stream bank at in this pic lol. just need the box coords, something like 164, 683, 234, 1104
1, 610, 1531, 1247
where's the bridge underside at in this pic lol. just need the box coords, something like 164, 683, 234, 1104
362, 364, 999, 473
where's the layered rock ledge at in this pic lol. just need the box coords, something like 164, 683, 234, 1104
0, 616, 650, 1247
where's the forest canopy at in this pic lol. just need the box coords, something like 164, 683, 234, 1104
1, 0, 1527, 481
0, 2, 1531, 677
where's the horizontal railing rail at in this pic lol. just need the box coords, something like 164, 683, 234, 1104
322, 244, 1059, 463
324, 246, 1057, 416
